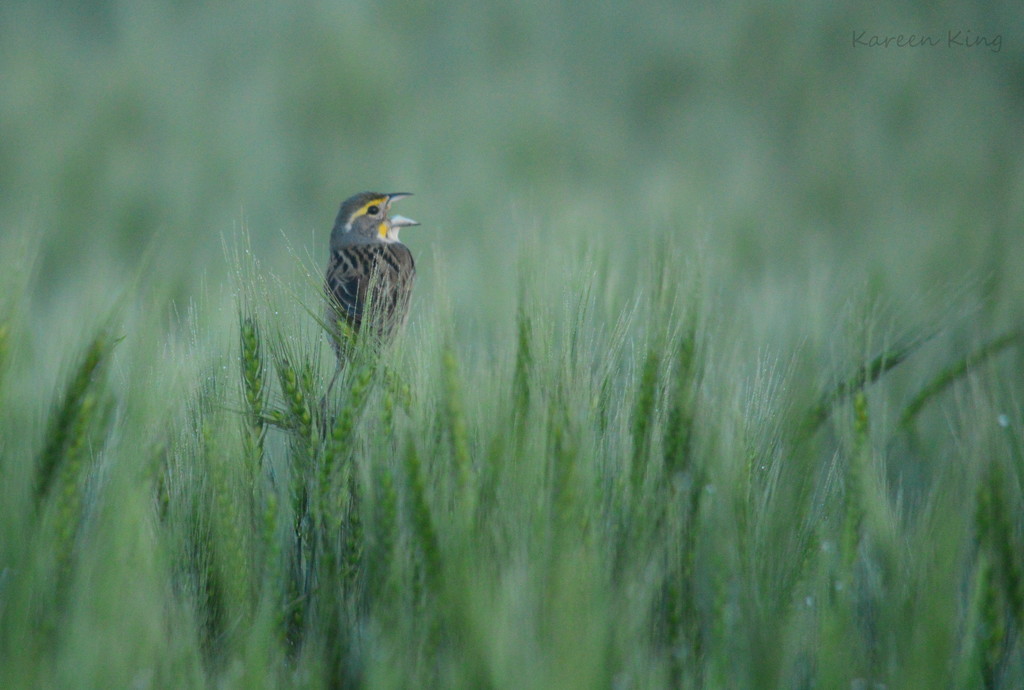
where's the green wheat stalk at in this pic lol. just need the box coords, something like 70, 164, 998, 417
381, 376, 396, 434
276, 358, 314, 445
513, 303, 533, 417
372, 463, 399, 599
631, 346, 660, 496
404, 438, 441, 593
239, 315, 268, 472
662, 328, 705, 683
34, 330, 118, 582
978, 461, 1023, 628
549, 393, 580, 539
441, 345, 472, 496
841, 391, 869, 574
341, 465, 364, 595
275, 355, 316, 612
975, 553, 1004, 690
35, 331, 118, 507
899, 329, 1023, 429
800, 337, 926, 437
322, 362, 375, 515
663, 329, 698, 477
51, 390, 101, 578
261, 481, 281, 591
972, 460, 1018, 688
205, 423, 253, 628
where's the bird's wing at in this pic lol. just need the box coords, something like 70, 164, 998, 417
380, 242, 416, 330
325, 243, 415, 335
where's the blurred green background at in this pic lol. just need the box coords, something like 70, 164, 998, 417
1, 0, 1022, 354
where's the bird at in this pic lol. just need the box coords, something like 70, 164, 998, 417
324, 191, 420, 358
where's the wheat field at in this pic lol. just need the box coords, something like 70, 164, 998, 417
1, 1, 1023, 688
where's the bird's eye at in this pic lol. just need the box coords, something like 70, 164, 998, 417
367, 205, 380, 216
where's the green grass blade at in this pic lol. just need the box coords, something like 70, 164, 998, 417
899, 329, 1023, 429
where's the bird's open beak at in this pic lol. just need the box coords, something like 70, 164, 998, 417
386, 193, 418, 227
390, 215, 420, 228
387, 192, 414, 205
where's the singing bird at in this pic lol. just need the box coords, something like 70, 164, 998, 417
324, 191, 420, 356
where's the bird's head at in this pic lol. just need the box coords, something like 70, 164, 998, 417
331, 191, 419, 247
